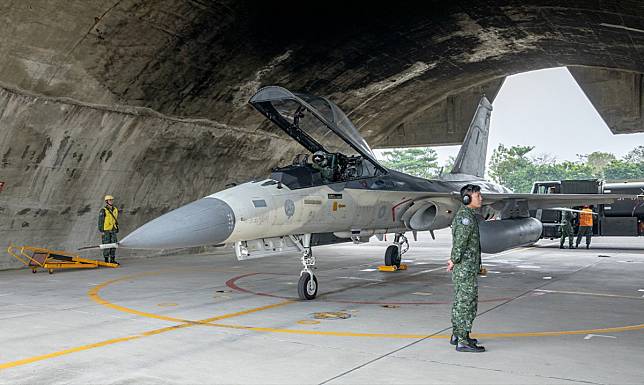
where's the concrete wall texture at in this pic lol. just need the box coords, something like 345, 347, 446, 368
1, 1, 644, 268
0, 86, 295, 269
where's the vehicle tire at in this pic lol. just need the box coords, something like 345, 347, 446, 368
298, 273, 318, 300
384, 245, 400, 268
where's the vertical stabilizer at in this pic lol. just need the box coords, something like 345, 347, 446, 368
450, 96, 493, 178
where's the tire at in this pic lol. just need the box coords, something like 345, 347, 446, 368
384, 245, 400, 267
297, 273, 318, 300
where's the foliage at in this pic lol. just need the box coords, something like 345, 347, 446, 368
488, 144, 644, 192
380, 147, 440, 179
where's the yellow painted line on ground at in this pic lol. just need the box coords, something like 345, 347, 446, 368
87, 272, 190, 323
0, 335, 142, 370
204, 322, 644, 339
0, 270, 293, 371
88, 265, 644, 342
7, 256, 644, 372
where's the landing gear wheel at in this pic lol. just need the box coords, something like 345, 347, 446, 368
297, 273, 318, 300
384, 245, 401, 268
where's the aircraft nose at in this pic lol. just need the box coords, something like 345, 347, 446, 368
120, 198, 235, 249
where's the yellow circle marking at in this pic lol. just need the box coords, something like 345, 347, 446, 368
89, 269, 644, 340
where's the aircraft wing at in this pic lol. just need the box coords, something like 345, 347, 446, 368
480, 192, 638, 218
481, 193, 635, 209
392, 191, 636, 229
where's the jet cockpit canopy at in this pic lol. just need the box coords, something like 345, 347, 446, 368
249, 86, 385, 176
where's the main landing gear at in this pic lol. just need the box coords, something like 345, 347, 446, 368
290, 234, 318, 300
384, 233, 409, 268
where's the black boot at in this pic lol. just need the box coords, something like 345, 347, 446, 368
586, 244, 590, 249
456, 340, 485, 352
559, 245, 564, 249
110, 257, 119, 265
450, 334, 478, 346
104, 257, 109, 263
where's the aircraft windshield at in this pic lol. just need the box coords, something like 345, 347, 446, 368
250, 86, 383, 173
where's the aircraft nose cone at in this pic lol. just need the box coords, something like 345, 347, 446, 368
120, 198, 235, 249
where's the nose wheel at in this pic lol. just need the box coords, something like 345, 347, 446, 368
384, 233, 408, 268
290, 234, 319, 300
298, 271, 318, 300
384, 245, 401, 268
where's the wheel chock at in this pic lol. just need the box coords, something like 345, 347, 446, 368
378, 264, 408, 272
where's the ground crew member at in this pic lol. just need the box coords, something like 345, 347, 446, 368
559, 211, 574, 249
447, 184, 485, 353
576, 205, 594, 249
98, 195, 119, 264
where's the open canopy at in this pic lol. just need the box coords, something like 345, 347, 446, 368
250, 86, 384, 172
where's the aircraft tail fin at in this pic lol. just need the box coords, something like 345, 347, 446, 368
450, 96, 493, 178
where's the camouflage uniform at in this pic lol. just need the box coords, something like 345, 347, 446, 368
559, 211, 574, 248
311, 161, 333, 182
450, 205, 480, 343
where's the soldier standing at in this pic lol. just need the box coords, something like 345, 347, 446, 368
98, 195, 119, 264
559, 210, 574, 249
447, 184, 485, 353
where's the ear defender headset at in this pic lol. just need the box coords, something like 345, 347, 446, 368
460, 184, 481, 205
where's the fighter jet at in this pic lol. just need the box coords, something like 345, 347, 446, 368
117, 86, 630, 299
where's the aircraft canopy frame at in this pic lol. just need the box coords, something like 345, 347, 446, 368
250, 86, 386, 173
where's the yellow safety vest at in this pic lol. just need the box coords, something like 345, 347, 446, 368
103, 207, 119, 231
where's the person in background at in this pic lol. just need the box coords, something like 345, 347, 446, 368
575, 205, 594, 249
98, 195, 119, 264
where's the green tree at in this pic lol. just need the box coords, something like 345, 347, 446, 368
381, 147, 439, 179
440, 155, 456, 176
604, 160, 644, 180
488, 144, 536, 192
581, 151, 617, 179
624, 146, 644, 163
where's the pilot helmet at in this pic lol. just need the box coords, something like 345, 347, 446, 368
312, 151, 327, 166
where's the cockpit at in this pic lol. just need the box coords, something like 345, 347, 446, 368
250, 86, 386, 189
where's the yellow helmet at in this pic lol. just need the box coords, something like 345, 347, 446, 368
104, 195, 114, 201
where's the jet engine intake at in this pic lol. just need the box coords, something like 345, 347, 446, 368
479, 217, 542, 254
408, 203, 437, 231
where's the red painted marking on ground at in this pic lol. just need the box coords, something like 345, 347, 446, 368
225, 272, 511, 305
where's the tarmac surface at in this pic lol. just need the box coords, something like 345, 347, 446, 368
1, 231, 643, 384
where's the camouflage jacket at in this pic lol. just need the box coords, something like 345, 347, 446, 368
561, 211, 573, 230
450, 205, 481, 276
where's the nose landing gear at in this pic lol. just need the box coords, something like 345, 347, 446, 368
384, 233, 408, 268
298, 247, 318, 300
290, 234, 318, 300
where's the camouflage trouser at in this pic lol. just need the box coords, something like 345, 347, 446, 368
576, 226, 593, 247
451, 273, 478, 341
101, 231, 117, 258
560, 225, 574, 247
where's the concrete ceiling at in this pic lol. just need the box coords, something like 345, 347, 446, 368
1, 0, 644, 257
2, 1, 644, 140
